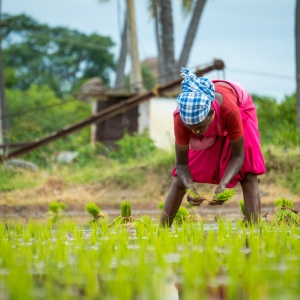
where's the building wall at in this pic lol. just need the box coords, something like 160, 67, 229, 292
148, 97, 177, 151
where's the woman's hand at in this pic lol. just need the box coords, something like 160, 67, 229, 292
186, 186, 207, 206
208, 184, 226, 206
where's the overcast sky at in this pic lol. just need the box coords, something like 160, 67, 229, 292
3, 0, 296, 101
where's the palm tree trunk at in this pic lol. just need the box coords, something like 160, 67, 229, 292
296, 0, 300, 127
154, 1, 164, 84
177, 0, 206, 69
115, 15, 128, 90
159, 0, 175, 84
0, 0, 8, 153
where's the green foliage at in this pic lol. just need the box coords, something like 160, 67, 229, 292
2, 13, 115, 96
120, 201, 131, 218
5, 85, 91, 166
110, 132, 157, 162
141, 63, 156, 91
0, 168, 39, 192
85, 202, 101, 219
253, 93, 300, 147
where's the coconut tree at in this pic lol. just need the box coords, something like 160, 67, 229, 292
177, 0, 207, 69
296, 0, 300, 127
159, 0, 176, 84
148, 0, 207, 84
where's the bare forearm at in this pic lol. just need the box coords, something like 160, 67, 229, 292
220, 155, 244, 187
176, 164, 194, 188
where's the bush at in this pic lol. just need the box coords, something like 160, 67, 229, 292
109, 132, 157, 163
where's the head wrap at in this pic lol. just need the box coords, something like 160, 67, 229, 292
177, 67, 215, 125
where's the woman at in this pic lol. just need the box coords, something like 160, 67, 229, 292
160, 68, 266, 227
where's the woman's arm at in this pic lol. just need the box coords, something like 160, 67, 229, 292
175, 143, 193, 188
215, 136, 245, 195
175, 143, 206, 205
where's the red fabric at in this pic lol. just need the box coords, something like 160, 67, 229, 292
174, 83, 243, 144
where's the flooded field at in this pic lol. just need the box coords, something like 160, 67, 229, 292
0, 217, 299, 300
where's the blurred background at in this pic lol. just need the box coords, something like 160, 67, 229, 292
0, 0, 299, 218
3, 0, 296, 99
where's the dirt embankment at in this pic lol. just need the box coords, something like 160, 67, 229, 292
0, 167, 299, 219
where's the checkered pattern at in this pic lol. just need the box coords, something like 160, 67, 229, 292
177, 67, 215, 125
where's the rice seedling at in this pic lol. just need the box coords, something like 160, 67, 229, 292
274, 197, 300, 226
110, 200, 135, 227
240, 200, 246, 217
85, 202, 104, 222
48, 201, 67, 222
215, 188, 236, 201
157, 201, 198, 223
0, 218, 300, 299
185, 188, 198, 199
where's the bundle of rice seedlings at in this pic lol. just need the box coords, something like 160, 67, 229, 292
275, 197, 294, 209
85, 202, 103, 222
185, 188, 198, 199
277, 209, 300, 225
158, 201, 197, 224
215, 189, 236, 201
275, 197, 300, 226
110, 200, 135, 227
121, 200, 132, 219
48, 201, 67, 222
174, 206, 191, 223
208, 189, 236, 205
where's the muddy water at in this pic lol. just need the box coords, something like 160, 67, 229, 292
0, 206, 273, 225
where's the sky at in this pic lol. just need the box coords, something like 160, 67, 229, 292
2, 0, 296, 101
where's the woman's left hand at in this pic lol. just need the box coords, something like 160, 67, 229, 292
208, 184, 226, 205
214, 184, 226, 199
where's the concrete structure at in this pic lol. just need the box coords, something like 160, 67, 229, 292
91, 95, 177, 151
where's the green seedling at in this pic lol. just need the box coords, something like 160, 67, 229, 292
48, 201, 67, 222
121, 200, 131, 218
186, 188, 198, 198
215, 189, 236, 201
174, 206, 190, 223
85, 202, 103, 222
275, 197, 294, 209
158, 201, 197, 223
274, 197, 300, 226
240, 200, 246, 217
110, 200, 134, 227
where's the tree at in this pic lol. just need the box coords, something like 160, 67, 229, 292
1, 14, 115, 96
159, 0, 176, 84
147, 0, 207, 84
177, 0, 207, 69
296, 0, 300, 127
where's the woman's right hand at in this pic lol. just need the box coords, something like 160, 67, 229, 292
186, 186, 206, 206
175, 144, 206, 206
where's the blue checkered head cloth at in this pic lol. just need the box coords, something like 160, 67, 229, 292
177, 67, 215, 125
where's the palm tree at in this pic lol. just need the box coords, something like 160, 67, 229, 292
177, 0, 207, 69
148, 0, 207, 84
115, 16, 128, 89
159, 0, 176, 84
296, 0, 300, 127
